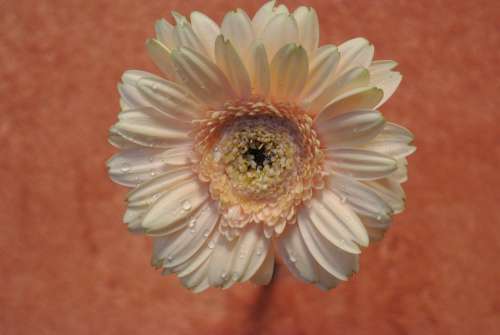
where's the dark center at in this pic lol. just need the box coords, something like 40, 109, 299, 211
245, 142, 269, 168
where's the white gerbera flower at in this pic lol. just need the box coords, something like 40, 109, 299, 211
107, 1, 415, 292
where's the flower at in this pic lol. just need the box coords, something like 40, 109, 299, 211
107, 0, 415, 292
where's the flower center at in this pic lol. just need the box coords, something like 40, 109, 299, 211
194, 98, 325, 238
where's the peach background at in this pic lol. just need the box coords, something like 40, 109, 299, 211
1, 0, 499, 334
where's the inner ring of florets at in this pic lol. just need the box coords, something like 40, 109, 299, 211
194, 99, 325, 237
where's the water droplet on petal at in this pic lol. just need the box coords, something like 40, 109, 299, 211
208, 241, 215, 249
376, 215, 382, 221
221, 272, 227, 279
120, 162, 131, 173
203, 230, 210, 238
167, 255, 173, 262
181, 200, 192, 211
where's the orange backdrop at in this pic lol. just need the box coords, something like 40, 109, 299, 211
1, 0, 499, 334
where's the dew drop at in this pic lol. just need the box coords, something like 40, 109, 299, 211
221, 272, 227, 279
181, 200, 192, 211
203, 231, 210, 238
150, 170, 156, 177
289, 255, 297, 263
167, 255, 173, 262
376, 215, 382, 221
120, 162, 131, 173
152, 84, 159, 91
256, 248, 262, 256
208, 241, 215, 249
239, 252, 245, 259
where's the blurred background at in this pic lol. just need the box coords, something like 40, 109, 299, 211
1, 0, 499, 334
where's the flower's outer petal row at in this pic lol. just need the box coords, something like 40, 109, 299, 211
360, 215, 392, 242
369, 60, 398, 75
155, 19, 176, 50
172, 12, 208, 57
362, 139, 416, 160
335, 37, 374, 77
221, 9, 255, 61
303, 189, 368, 253
315, 87, 383, 123
146, 39, 176, 79
324, 148, 398, 180
114, 108, 192, 148
260, 13, 299, 61
250, 246, 275, 285
215, 35, 252, 99
297, 210, 359, 280
247, 41, 271, 96
109, 127, 137, 149
140, 177, 209, 234
316, 110, 385, 148
327, 174, 393, 221
207, 223, 271, 289
307, 66, 370, 113
170, 47, 236, 108
292, 6, 319, 57
371, 70, 402, 109
270, 43, 309, 101
190, 11, 220, 61
277, 225, 344, 290
107, 146, 194, 187
363, 179, 406, 214
252, 1, 289, 37
300, 45, 340, 104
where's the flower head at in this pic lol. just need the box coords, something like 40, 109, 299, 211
107, 1, 415, 292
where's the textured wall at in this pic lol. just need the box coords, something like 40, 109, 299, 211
1, 0, 499, 334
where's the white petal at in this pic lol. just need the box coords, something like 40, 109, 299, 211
328, 174, 392, 220
314, 87, 383, 123
155, 19, 176, 49
260, 14, 299, 60
324, 148, 397, 180
252, 1, 284, 36
107, 148, 193, 187
372, 71, 402, 108
118, 83, 150, 110
316, 110, 385, 148
293, 6, 319, 57
310, 188, 369, 248
108, 126, 136, 149
364, 179, 405, 213
146, 39, 175, 79
277, 225, 318, 283
141, 178, 209, 234
270, 43, 308, 101
300, 45, 340, 104
377, 122, 414, 144
114, 108, 191, 148
127, 166, 194, 205
153, 202, 219, 268
369, 60, 398, 75
207, 234, 237, 288
250, 247, 275, 285
298, 211, 359, 280
190, 11, 220, 61
221, 9, 254, 59
391, 159, 408, 183
170, 47, 235, 107
363, 140, 416, 159
172, 15, 207, 56
336, 37, 374, 76
308, 66, 370, 113
214, 35, 251, 99
136, 76, 202, 120
247, 42, 271, 97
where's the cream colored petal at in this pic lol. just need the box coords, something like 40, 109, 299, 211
364, 179, 405, 214
247, 41, 271, 97
173, 20, 207, 56
336, 37, 374, 76
108, 127, 136, 149
215, 35, 251, 99
190, 11, 220, 61
252, 1, 286, 36
369, 60, 398, 75
316, 110, 385, 148
300, 45, 340, 104
170, 47, 235, 107
127, 166, 194, 205
377, 122, 414, 143
297, 211, 359, 280
155, 19, 176, 49
250, 247, 275, 285
207, 233, 237, 288
270, 43, 308, 101
327, 174, 393, 221
324, 148, 398, 180
221, 9, 255, 59
141, 178, 209, 234
114, 108, 191, 148
308, 66, 370, 113
277, 225, 319, 283
363, 140, 416, 159
260, 13, 299, 60
314, 87, 383, 123
292, 6, 319, 57
107, 148, 193, 187
146, 39, 175, 79
136, 76, 203, 120
372, 71, 402, 108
